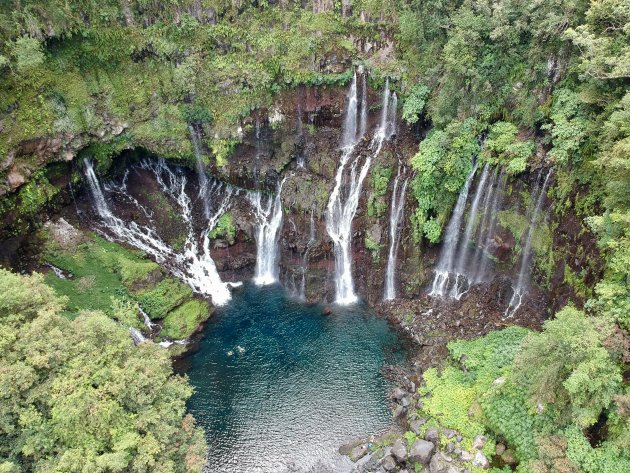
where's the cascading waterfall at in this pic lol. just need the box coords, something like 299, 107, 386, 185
83, 158, 234, 306
249, 178, 286, 286
473, 168, 506, 283
429, 162, 479, 297
326, 72, 397, 304
449, 163, 492, 299
505, 170, 552, 317
383, 162, 408, 300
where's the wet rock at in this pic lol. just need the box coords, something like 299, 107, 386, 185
472, 435, 487, 450
7, 171, 25, 190
408, 439, 434, 464
425, 427, 440, 444
429, 452, 450, 473
472, 451, 489, 469
322, 306, 333, 315
45, 218, 84, 250
392, 404, 405, 418
391, 387, 406, 400
381, 455, 396, 471
409, 418, 426, 434
501, 449, 517, 465
391, 438, 407, 462
350, 445, 368, 462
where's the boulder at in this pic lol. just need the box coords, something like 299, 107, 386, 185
460, 450, 472, 461
322, 306, 333, 315
409, 418, 426, 434
391, 387, 407, 400
425, 427, 440, 444
391, 438, 407, 462
392, 404, 405, 418
472, 451, 489, 469
401, 395, 412, 407
381, 455, 397, 471
429, 452, 450, 473
408, 439, 434, 464
350, 444, 368, 462
495, 443, 506, 455
472, 435, 487, 450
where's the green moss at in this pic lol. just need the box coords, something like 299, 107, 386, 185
367, 165, 392, 218
160, 299, 210, 340
364, 235, 382, 263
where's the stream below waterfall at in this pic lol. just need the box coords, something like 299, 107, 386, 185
182, 283, 406, 472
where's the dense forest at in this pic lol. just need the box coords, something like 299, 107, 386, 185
0, 1, 628, 472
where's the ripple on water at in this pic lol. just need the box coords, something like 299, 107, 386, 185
185, 283, 406, 472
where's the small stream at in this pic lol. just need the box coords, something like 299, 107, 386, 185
184, 283, 406, 472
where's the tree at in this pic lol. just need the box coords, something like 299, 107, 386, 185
515, 307, 623, 428
0, 269, 207, 472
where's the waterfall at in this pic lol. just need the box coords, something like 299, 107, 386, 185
249, 178, 286, 286
359, 68, 368, 139
429, 162, 479, 297
473, 168, 506, 283
449, 163, 492, 299
83, 158, 234, 306
189, 125, 210, 219
383, 163, 409, 300
505, 170, 552, 317
299, 210, 317, 300
296, 102, 305, 168
129, 327, 147, 345
326, 72, 398, 304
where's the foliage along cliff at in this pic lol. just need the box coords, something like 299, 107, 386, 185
0, 1, 629, 472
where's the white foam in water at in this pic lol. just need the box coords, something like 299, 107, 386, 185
83, 158, 234, 306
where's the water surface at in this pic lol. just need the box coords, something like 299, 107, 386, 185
186, 283, 405, 472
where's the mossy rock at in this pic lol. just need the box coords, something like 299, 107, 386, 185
160, 299, 211, 340
134, 278, 193, 320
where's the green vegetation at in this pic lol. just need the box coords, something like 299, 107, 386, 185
367, 165, 392, 218
410, 119, 479, 243
42, 231, 207, 339
209, 212, 236, 245
0, 269, 207, 472
161, 300, 211, 340
411, 310, 629, 471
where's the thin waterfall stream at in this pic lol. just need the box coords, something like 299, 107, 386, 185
505, 170, 552, 317
384, 162, 408, 301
